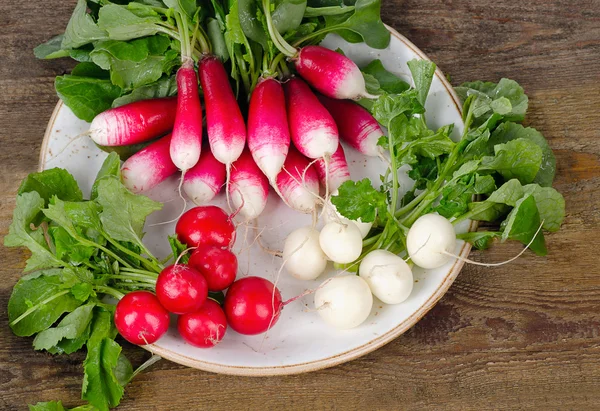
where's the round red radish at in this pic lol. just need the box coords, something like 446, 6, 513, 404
188, 245, 238, 292
224, 276, 283, 335
178, 299, 228, 348
114, 291, 170, 345
176, 205, 236, 248
156, 265, 208, 314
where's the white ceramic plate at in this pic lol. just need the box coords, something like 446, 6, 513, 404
39, 26, 474, 376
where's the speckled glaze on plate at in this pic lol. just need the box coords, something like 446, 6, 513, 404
39, 26, 475, 376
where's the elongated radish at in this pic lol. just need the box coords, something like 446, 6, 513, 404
176, 206, 236, 249
183, 144, 226, 205
314, 275, 373, 329
324, 190, 373, 239
318, 95, 384, 157
89, 97, 177, 147
319, 221, 363, 264
315, 144, 350, 193
200, 56, 246, 167
247, 77, 290, 183
294, 46, 373, 100
170, 59, 203, 172
228, 148, 270, 220
121, 133, 177, 194
406, 213, 457, 269
224, 276, 282, 335
275, 147, 320, 214
284, 77, 338, 160
282, 226, 327, 281
359, 250, 414, 304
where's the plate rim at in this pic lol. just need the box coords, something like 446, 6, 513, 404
39, 24, 476, 377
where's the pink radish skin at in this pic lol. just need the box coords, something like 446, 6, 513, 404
200, 56, 246, 166
275, 147, 320, 214
90, 97, 177, 147
294, 46, 370, 100
183, 144, 226, 205
315, 144, 351, 193
170, 59, 203, 171
247, 77, 290, 183
285, 77, 339, 160
228, 148, 270, 220
318, 95, 384, 157
121, 133, 178, 193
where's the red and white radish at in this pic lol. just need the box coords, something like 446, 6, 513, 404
114, 291, 170, 345
359, 250, 414, 304
155, 264, 208, 315
121, 133, 178, 194
247, 77, 290, 183
315, 144, 350, 193
199, 56, 246, 168
406, 213, 457, 269
178, 299, 228, 348
170, 59, 203, 172
282, 226, 327, 281
224, 276, 282, 335
183, 144, 226, 205
318, 95, 384, 158
319, 221, 363, 264
176, 205, 236, 249
294, 46, 373, 100
89, 97, 177, 147
275, 147, 320, 214
228, 148, 270, 221
188, 245, 238, 292
314, 275, 373, 329
284, 77, 338, 160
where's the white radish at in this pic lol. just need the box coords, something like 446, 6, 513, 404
282, 227, 328, 281
359, 250, 414, 304
318, 221, 363, 264
406, 213, 457, 269
314, 275, 373, 329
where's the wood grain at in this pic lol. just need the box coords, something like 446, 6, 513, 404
1, 0, 599, 409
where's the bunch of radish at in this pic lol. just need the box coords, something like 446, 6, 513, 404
113, 205, 285, 348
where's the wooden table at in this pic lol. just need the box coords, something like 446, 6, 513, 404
1, 0, 599, 409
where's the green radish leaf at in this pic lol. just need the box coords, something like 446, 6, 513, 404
361, 59, 410, 94
457, 231, 501, 250
113, 353, 134, 387
487, 179, 525, 206
273, 0, 308, 34
4, 192, 64, 271
18, 168, 83, 205
49, 226, 98, 264
168, 235, 190, 264
34, 35, 70, 59
82, 308, 124, 410
501, 194, 547, 256
33, 303, 96, 352
29, 401, 96, 411
96, 178, 163, 246
97, 4, 164, 41
407, 59, 436, 106
489, 122, 556, 187
522, 184, 565, 232
324, 0, 390, 49
371, 90, 424, 126
362, 72, 381, 95
112, 75, 177, 107
207, 18, 230, 62
71, 62, 110, 79
8, 269, 82, 337
467, 201, 511, 222
91, 153, 122, 199
332, 178, 387, 223
62, 0, 108, 49
55, 75, 122, 122
481, 138, 543, 184
238, 0, 267, 48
